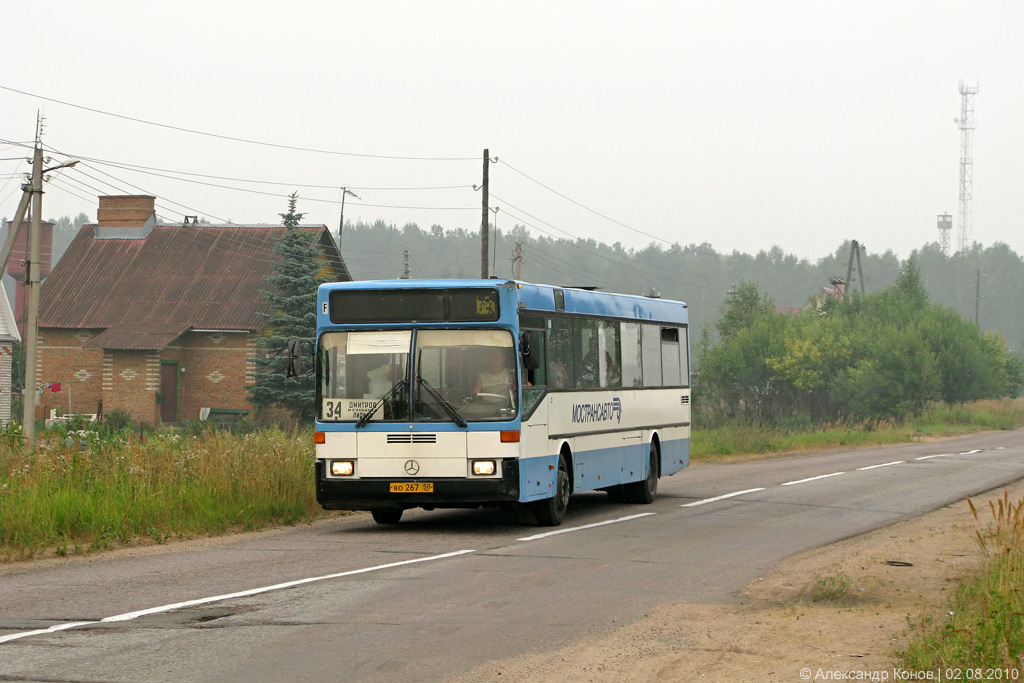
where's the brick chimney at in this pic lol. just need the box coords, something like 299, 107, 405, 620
94, 195, 157, 239
97, 195, 156, 228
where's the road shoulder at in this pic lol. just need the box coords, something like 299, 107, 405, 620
452, 477, 1024, 682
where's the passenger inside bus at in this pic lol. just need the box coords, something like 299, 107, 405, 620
474, 348, 512, 395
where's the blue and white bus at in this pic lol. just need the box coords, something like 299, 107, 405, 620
313, 279, 690, 526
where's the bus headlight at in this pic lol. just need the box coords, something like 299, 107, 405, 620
330, 460, 355, 477
472, 460, 496, 476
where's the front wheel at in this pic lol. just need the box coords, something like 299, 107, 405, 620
371, 508, 403, 525
534, 453, 570, 526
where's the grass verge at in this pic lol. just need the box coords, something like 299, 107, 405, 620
900, 491, 1024, 671
0, 426, 322, 562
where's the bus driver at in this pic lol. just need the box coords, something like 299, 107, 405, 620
474, 347, 512, 395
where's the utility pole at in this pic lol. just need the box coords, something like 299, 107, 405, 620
10, 121, 78, 443
400, 246, 410, 279
855, 243, 866, 296
338, 187, 359, 247
844, 241, 856, 301
512, 241, 523, 280
480, 149, 490, 279
22, 143, 44, 443
843, 240, 866, 301
975, 269, 980, 326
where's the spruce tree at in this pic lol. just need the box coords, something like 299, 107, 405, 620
251, 193, 325, 421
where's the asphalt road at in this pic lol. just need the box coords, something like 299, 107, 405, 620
2, 430, 1023, 682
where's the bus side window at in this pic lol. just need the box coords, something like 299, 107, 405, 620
546, 317, 574, 389
620, 322, 642, 387
574, 318, 600, 389
519, 330, 545, 387
598, 320, 621, 388
641, 324, 662, 387
661, 327, 682, 386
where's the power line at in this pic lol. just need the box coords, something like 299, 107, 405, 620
498, 158, 676, 247
495, 199, 669, 277
1, 84, 477, 161
35, 142, 478, 213
63, 152, 474, 192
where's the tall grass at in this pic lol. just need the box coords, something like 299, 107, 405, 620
0, 427, 320, 561
901, 491, 1024, 671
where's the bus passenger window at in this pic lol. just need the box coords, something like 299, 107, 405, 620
661, 327, 681, 386
641, 324, 662, 387
574, 318, 600, 389
620, 322, 642, 387
598, 320, 621, 388
546, 317, 573, 389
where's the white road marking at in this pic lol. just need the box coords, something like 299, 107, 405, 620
915, 453, 953, 461
856, 461, 905, 471
0, 550, 476, 643
682, 488, 766, 507
103, 549, 476, 622
780, 471, 846, 486
0, 621, 96, 645
959, 449, 983, 455
517, 513, 656, 541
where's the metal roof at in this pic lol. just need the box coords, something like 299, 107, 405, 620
40, 224, 350, 350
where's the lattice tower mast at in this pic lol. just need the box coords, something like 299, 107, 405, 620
956, 80, 978, 252
937, 213, 952, 255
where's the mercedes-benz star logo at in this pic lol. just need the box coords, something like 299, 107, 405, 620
404, 460, 420, 476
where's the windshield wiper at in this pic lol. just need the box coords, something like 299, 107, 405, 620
417, 376, 467, 428
356, 379, 408, 428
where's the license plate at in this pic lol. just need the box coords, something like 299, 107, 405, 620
390, 482, 434, 493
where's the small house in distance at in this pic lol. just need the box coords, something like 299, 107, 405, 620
36, 195, 350, 425
0, 280, 20, 427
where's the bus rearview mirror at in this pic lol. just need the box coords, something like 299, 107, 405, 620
286, 338, 302, 378
519, 331, 541, 370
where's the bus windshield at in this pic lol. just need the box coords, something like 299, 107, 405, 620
319, 329, 518, 423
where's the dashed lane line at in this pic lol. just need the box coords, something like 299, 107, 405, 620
856, 460, 905, 471
682, 488, 766, 507
780, 471, 846, 486
516, 513, 656, 542
0, 549, 477, 644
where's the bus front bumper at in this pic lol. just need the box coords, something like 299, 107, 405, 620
315, 459, 520, 510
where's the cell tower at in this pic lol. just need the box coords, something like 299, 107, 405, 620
955, 80, 979, 252
937, 213, 952, 255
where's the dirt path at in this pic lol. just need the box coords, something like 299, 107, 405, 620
453, 478, 1024, 682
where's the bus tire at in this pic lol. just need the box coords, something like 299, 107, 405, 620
371, 508, 403, 525
534, 453, 570, 526
625, 442, 659, 504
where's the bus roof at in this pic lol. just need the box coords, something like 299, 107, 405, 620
319, 279, 688, 325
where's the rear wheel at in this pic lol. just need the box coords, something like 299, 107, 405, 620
624, 442, 659, 504
534, 453, 570, 526
371, 508, 403, 525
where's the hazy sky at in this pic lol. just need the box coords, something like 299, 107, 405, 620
2, 1, 1021, 264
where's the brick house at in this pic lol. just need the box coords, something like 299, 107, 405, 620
35, 195, 351, 425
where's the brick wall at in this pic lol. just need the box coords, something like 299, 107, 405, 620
37, 329, 105, 420
167, 331, 257, 421
37, 328, 258, 426
105, 350, 160, 425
